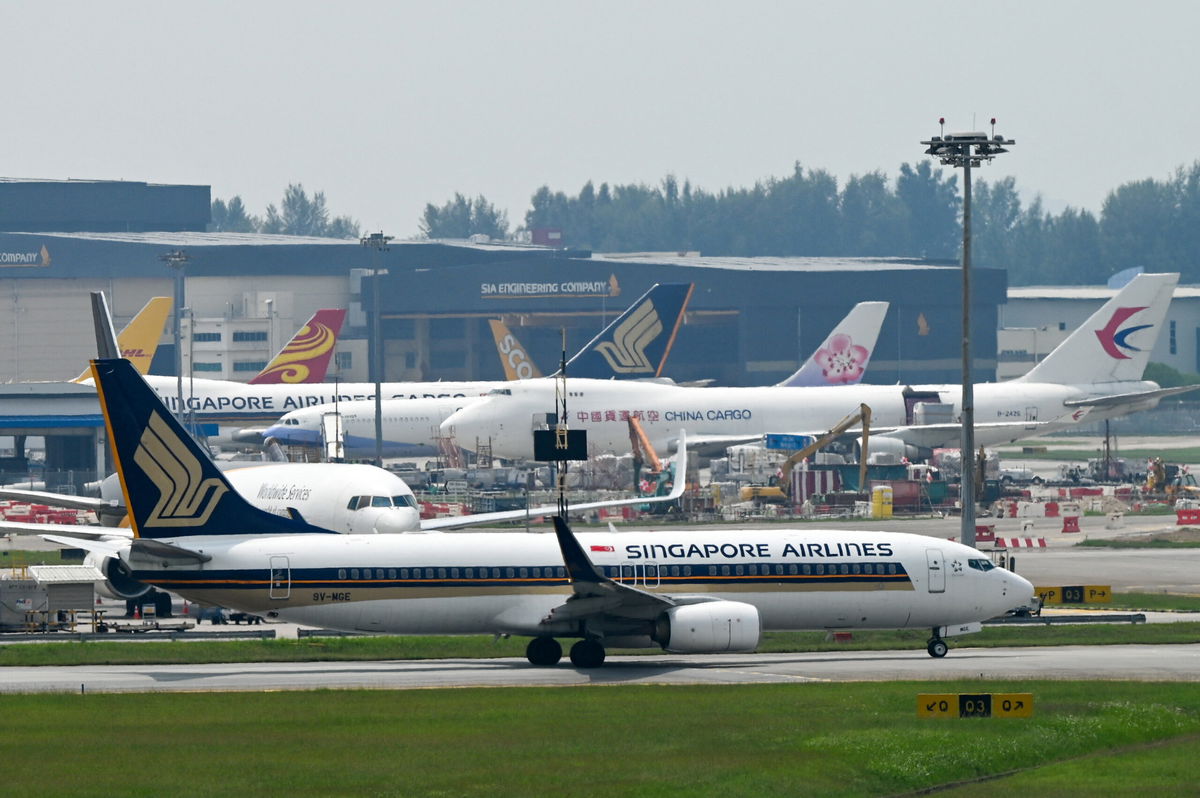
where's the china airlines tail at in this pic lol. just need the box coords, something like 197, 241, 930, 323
71, 296, 172, 382
1015, 273, 1178, 385
777, 301, 889, 387
248, 308, 347, 384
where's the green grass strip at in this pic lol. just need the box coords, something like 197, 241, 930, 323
2, 622, 1197, 667
1, 682, 1198, 797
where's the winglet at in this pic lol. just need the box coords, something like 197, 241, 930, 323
249, 308, 347, 384
777, 301, 888, 387
552, 515, 607, 585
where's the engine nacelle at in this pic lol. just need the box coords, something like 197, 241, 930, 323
652, 601, 761, 653
857, 436, 922, 463
85, 552, 151, 600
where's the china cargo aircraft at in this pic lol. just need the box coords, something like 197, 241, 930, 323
443, 273, 1188, 460
261, 300, 889, 458
50, 356, 1031, 666
259, 283, 695, 456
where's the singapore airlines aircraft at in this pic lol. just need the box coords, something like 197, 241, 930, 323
47, 356, 1032, 667
262, 300, 890, 458
442, 273, 1188, 460
259, 283, 695, 456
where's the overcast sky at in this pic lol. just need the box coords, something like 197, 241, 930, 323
6, 1, 1197, 238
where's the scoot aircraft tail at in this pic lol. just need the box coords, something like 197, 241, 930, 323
777, 301, 889, 387
489, 319, 544, 380
248, 308, 347, 384
1016, 273, 1179, 385
92, 357, 335, 539
563, 283, 694, 379
72, 296, 172, 382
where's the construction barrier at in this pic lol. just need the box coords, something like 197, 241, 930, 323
995, 537, 1047, 548
974, 525, 996, 542
1062, 515, 1081, 533
1176, 508, 1200, 525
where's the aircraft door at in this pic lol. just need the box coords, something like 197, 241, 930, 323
1025, 406, 1038, 431
925, 549, 945, 593
269, 556, 291, 600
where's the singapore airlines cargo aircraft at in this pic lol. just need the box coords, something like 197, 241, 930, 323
444, 273, 1188, 460
42, 357, 1031, 667
261, 300, 890, 457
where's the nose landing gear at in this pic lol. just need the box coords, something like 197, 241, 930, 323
927, 636, 949, 658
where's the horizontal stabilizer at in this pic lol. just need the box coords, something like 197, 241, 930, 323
1062, 383, 1200, 408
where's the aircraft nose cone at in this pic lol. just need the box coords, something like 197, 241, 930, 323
374, 508, 419, 534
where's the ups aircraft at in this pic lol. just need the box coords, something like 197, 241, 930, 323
261, 299, 889, 458
443, 273, 1190, 460
37, 356, 1031, 667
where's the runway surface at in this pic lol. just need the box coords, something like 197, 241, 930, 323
3, 644, 1198, 693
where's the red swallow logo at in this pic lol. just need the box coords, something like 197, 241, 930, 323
1095, 306, 1151, 359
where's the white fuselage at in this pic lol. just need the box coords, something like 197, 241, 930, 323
441, 377, 1161, 459
133, 375, 503, 426
262, 396, 487, 457
130, 528, 1030, 638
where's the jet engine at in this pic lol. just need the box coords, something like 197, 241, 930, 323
856, 436, 923, 463
652, 601, 761, 653
85, 552, 151, 600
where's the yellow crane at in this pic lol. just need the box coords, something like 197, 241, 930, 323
779, 404, 872, 499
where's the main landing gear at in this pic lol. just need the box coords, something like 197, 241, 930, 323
524, 637, 607, 668
525, 637, 562, 666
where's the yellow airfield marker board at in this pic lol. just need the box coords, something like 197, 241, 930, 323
918, 693, 1033, 718
1035, 585, 1112, 604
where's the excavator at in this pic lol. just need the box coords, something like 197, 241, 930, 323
627, 417, 678, 513
734, 404, 872, 503
776, 404, 871, 500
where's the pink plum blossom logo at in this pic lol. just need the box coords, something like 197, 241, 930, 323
814, 334, 869, 384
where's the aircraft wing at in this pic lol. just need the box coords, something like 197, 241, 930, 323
422, 431, 689, 531
870, 421, 1060, 450
0, 487, 119, 514
0, 520, 130, 538
541, 515, 676, 621
1062, 384, 1200, 409
40, 532, 132, 554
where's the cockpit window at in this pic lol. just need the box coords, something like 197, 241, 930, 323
370, 496, 391, 508
968, 558, 996, 572
487, 388, 512, 396
347, 497, 360, 511
392, 495, 417, 509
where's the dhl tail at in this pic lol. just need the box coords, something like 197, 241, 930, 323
72, 296, 172, 382
248, 309, 347, 384
489, 319, 544, 380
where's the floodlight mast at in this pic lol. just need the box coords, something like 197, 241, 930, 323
159, 249, 191, 426
360, 232, 393, 468
920, 118, 1015, 548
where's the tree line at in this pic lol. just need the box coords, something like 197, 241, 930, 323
419, 160, 1200, 285
210, 184, 359, 238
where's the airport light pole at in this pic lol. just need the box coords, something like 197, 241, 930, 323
159, 249, 191, 425
922, 119, 1014, 548
360, 232, 392, 468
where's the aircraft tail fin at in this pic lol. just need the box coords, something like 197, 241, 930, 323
248, 308, 347, 384
488, 319, 544, 380
777, 301, 889, 387
92, 357, 334, 539
73, 296, 171, 382
1016, 273, 1179, 385
564, 283, 693, 378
